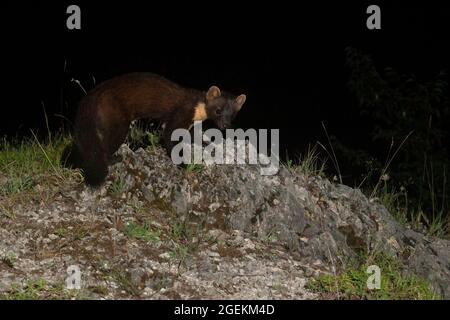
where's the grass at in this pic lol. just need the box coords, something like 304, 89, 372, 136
379, 183, 409, 226
307, 251, 440, 300
146, 131, 161, 150
283, 144, 326, 177
318, 122, 342, 184
127, 121, 162, 150
378, 182, 448, 238
0, 279, 87, 300
169, 244, 190, 264
380, 194, 449, 239
108, 268, 141, 296
351, 131, 448, 238
125, 221, 161, 244
1, 252, 16, 268
296, 145, 327, 177
0, 133, 81, 212
0, 279, 47, 300
184, 163, 203, 174
167, 219, 206, 267
108, 176, 127, 197
1, 176, 34, 197
169, 219, 206, 245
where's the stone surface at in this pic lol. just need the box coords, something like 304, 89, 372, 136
0, 144, 449, 299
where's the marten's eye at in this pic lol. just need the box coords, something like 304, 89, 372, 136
215, 108, 223, 115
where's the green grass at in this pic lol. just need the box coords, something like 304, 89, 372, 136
184, 163, 203, 174
170, 221, 190, 240
0, 279, 47, 300
166, 220, 207, 267
184, 163, 203, 173
0, 133, 79, 198
307, 252, 440, 300
0, 279, 87, 300
169, 219, 206, 245
108, 177, 127, 197
127, 121, 162, 150
283, 145, 326, 177
169, 244, 190, 264
146, 131, 161, 149
54, 227, 69, 238
108, 269, 141, 296
1, 252, 16, 268
378, 182, 448, 238
125, 221, 161, 244
1, 176, 35, 197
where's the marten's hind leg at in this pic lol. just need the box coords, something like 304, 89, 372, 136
98, 113, 131, 165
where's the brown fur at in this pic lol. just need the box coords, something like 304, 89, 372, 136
62, 72, 246, 186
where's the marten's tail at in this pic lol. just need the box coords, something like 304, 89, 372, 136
61, 140, 108, 187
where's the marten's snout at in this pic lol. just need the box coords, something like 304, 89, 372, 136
218, 122, 231, 130
217, 111, 235, 130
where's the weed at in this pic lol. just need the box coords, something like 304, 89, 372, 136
307, 251, 440, 300
125, 221, 161, 244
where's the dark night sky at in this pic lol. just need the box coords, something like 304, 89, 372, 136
2, 2, 450, 159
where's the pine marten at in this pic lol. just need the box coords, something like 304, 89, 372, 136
62, 72, 246, 186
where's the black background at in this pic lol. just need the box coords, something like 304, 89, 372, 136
2, 1, 450, 163
0, 299, 444, 318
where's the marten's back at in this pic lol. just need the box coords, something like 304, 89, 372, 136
79, 73, 200, 120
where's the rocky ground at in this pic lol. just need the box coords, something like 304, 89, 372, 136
0, 144, 449, 299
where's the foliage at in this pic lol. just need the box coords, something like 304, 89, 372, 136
342, 47, 450, 233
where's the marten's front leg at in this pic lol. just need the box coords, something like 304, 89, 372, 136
162, 110, 194, 160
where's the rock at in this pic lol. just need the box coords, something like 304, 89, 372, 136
1, 143, 449, 299
111, 145, 450, 298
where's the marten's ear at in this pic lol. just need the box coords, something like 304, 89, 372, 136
235, 94, 246, 112
206, 86, 221, 101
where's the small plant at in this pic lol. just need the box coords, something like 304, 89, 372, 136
109, 269, 141, 296
184, 163, 203, 174
0, 175, 34, 196
169, 244, 190, 265
0, 133, 81, 208
0, 279, 47, 300
0, 279, 82, 300
378, 181, 410, 226
297, 145, 327, 177
0, 206, 16, 219
128, 197, 144, 215
125, 221, 161, 244
54, 227, 68, 238
170, 221, 189, 240
127, 121, 162, 150
318, 122, 342, 184
108, 177, 126, 197
378, 181, 448, 238
262, 228, 279, 244
1, 252, 17, 268
284, 144, 326, 177
307, 251, 440, 300
283, 159, 296, 173
167, 219, 204, 267
169, 219, 204, 244
146, 131, 161, 149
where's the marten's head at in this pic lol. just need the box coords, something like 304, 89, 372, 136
203, 86, 246, 130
